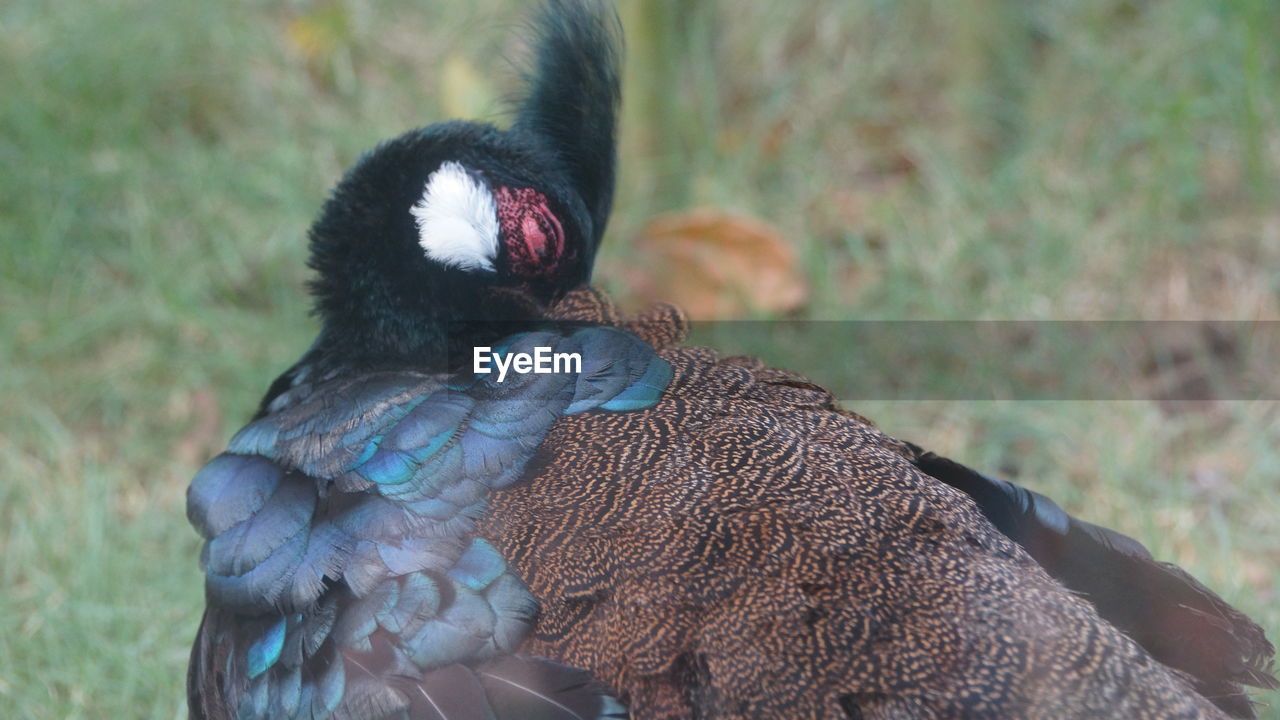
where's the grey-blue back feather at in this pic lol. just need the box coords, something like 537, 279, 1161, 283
188, 326, 669, 719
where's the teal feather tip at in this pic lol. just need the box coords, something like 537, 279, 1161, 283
246, 616, 288, 679
600, 357, 673, 412
447, 537, 508, 592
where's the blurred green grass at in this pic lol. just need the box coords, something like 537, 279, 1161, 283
1, 0, 1277, 717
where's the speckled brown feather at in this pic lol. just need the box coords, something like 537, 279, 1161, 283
475, 288, 1235, 720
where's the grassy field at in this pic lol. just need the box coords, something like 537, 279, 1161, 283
1, 0, 1277, 717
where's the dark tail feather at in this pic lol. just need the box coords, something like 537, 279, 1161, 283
402, 655, 627, 720
191, 610, 626, 720
477, 655, 629, 719
907, 443, 1278, 719
188, 609, 240, 720
513, 0, 622, 249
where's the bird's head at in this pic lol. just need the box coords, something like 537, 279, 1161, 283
304, 0, 619, 369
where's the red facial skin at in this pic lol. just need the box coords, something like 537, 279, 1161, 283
495, 186, 566, 280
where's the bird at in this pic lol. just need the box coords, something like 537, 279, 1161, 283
185, 1, 1276, 718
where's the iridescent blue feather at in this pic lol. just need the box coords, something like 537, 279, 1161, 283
187, 326, 668, 719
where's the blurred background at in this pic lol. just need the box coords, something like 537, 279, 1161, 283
2, 0, 1278, 716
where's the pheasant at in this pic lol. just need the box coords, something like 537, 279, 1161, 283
185, 1, 1276, 718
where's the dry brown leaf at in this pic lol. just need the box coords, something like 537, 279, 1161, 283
625, 208, 808, 319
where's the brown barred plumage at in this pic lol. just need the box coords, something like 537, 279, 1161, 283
475, 287, 1255, 720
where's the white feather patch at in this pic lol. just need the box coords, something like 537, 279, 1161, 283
410, 161, 499, 272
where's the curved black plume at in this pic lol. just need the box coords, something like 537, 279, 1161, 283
513, 0, 622, 249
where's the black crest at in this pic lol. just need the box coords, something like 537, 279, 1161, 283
513, 0, 622, 249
